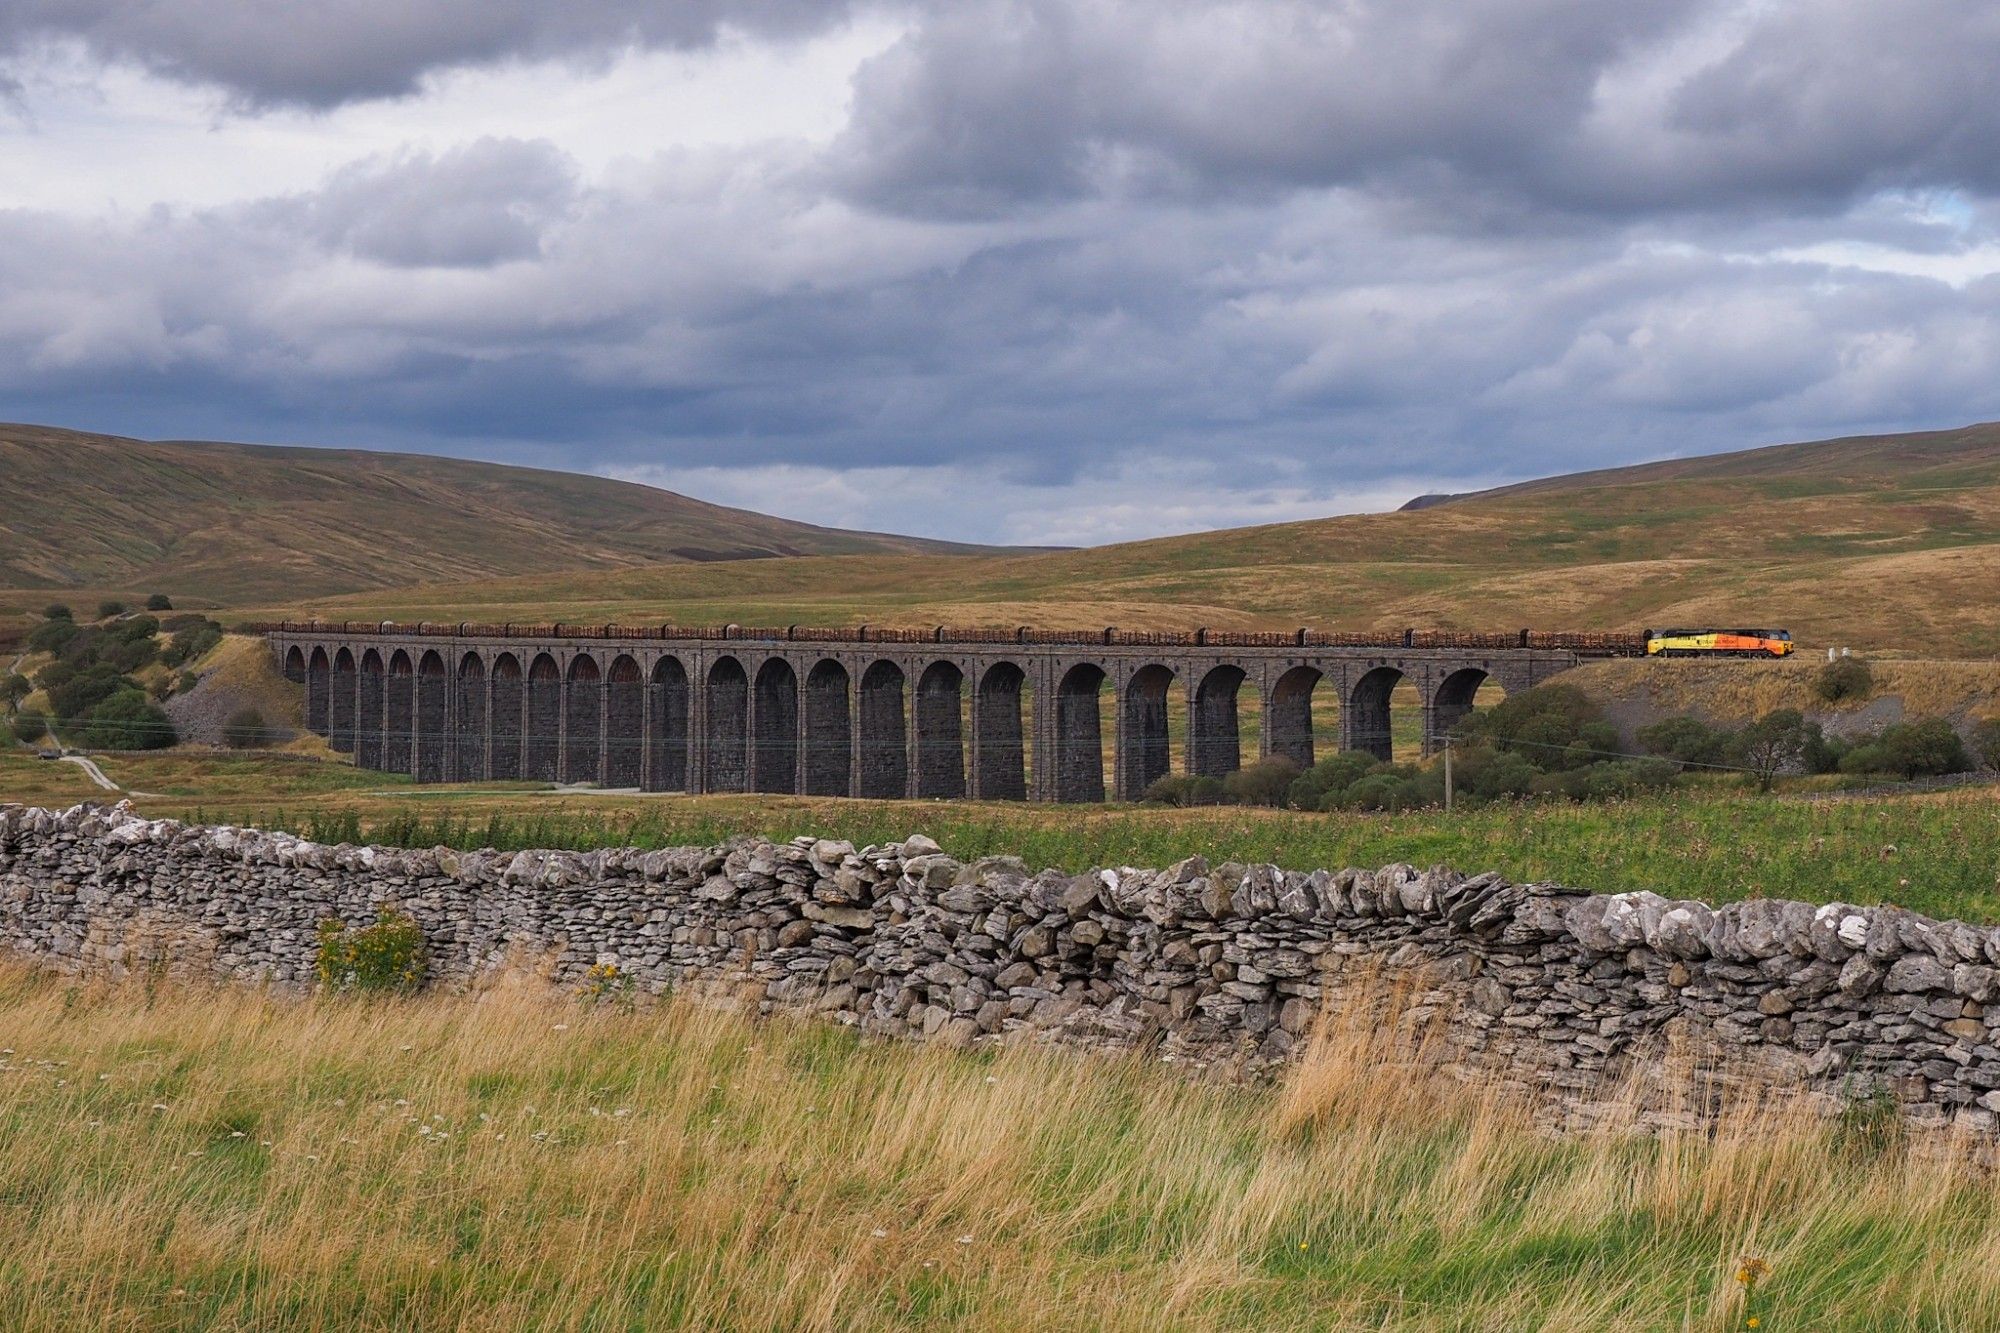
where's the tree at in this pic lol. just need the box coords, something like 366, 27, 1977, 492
45, 663, 126, 724
97, 599, 126, 620
76, 688, 175, 750
1728, 709, 1812, 791
223, 708, 272, 749
12, 710, 47, 744
0, 674, 29, 710
41, 603, 72, 622
144, 593, 173, 611
164, 620, 223, 668
26, 618, 78, 655
1974, 718, 2000, 772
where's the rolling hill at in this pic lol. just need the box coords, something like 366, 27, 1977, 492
237, 421, 2000, 656
0, 423, 1004, 606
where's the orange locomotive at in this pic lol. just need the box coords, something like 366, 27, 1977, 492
1644, 627, 1793, 658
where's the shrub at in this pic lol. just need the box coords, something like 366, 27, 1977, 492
1974, 718, 2000, 772
76, 689, 176, 750
223, 708, 272, 748
12, 710, 46, 743
1814, 656, 1874, 703
1221, 756, 1300, 807
176, 670, 200, 696
1451, 744, 1540, 800
1529, 758, 1677, 802
1187, 776, 1227, 807
1286, 751, 1379, 810
1838, 718, 1969, 780
1637, 715, 1733, 770
1141, 774, 1196, 807
1, 673, 28, 709
41, 603, 72, 622
315, 910, 427, 993
144, 593, 173, 611
97, 600, 126, 620
1331, 766, 1437, 812
1458, 683, 1620, 770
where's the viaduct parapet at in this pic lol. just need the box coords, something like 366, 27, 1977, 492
262, 622, 1628, 802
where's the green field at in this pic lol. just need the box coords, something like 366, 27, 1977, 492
7, 748, 1999, 922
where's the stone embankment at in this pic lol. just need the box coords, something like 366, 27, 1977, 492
5, 802, 2000, 1127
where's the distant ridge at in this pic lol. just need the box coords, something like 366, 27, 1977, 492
0, 423, 1019, 604
263, 418, 2000, 657
1399, 421, 2000, 507
1398, 493, 1467, 511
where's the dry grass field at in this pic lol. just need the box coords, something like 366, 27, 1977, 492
7, 962, 2000, 1330
213, 420, 2000, 657
0, 423, 1005, 611
1563, 657, 2000, 731
8, 420, 2000, 655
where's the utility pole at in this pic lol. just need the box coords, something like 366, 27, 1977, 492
1443, 735, 1454, 813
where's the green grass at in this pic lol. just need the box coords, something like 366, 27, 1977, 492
227, 786, 2000, 922
10, 747, 1999, 920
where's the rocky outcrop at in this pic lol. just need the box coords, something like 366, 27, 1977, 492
5, 802, 1999, 1128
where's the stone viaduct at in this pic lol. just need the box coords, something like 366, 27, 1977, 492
263, 622, 1630, 803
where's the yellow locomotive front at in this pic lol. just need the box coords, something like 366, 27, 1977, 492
1645, 628, 1793, 658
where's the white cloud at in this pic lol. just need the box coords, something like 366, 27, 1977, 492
0, 18, 902, 212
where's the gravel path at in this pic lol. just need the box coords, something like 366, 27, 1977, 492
60, 755, 118, 790
53, 754, 162, 800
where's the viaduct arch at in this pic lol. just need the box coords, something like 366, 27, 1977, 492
264, 622, 1605, 802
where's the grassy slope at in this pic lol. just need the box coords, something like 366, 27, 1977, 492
1565, 657, 2000, 731
0, 963, 1992, 1329
0, 423, 1007, 606
239, 420, 2000, 655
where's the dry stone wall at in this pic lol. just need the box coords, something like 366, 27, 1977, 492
6, 802, 2000, 1128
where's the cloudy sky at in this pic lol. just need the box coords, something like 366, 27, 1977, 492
6, 1, 2000, 545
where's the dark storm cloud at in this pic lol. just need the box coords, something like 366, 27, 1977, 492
10, 0, 2000, 542
0, 0, 862, 107
835, 0, 2000, 221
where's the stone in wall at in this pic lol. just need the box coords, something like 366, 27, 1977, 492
4, 802, 2000, 1130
